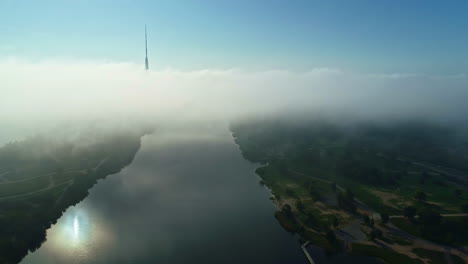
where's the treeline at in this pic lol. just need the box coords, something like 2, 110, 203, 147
231, 118, 468, 187
399, 205, 468, 246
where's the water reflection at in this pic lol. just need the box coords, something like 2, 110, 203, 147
55, 209, 90, 249
22, 123, 308, 264
73, 216, 79, 239
22, 205, 115, 264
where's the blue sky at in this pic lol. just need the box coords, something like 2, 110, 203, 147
1, 0, 467, 73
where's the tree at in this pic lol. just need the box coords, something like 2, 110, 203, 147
337, 192, 357, 213
419, 210, 441, 227
369, 228, 383, 241
296, 200, 305, 212
415, 191, 427, 202
345, 189, 354, 200
454, 189, 463, 198
421, 171, 430, 179
381, 213, 389, 225
363, 215, 371, 226
285, 188, 295, 197
282, 204, 294, 218
461, 202, 468, 214
325, 226, 337, 244
333, 217, 339, 228
404, 206, 417, 220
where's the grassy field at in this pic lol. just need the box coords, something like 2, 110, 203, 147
412, 248, 465, 264
0, 175, 50, 198
52, 171, 84, 184
392, 217, 468, 246
351, 243, 423, 264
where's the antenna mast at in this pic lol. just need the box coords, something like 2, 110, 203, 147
145, 24, 149, 70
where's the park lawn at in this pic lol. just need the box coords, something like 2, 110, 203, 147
412, 248, 465, 264
0, 175, 50, 198
256, 162, 332, 200
258, 162, 348, 232
392, 217, 468, 247
52, 171, 84, 184
394, 172, 468, 213
351, 243, 423, 264
335, 178, 401, 215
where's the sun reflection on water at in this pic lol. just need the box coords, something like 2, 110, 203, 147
73, 216, 79, 239
35, 205, 113, 261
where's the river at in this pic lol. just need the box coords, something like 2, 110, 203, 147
20, 122, 308, 264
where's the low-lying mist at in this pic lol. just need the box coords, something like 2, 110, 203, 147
1, 58, 467, 144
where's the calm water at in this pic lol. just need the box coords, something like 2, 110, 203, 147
20, 123, 308, 264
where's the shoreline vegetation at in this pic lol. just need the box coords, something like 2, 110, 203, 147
0, 127, 151, 264
230, 118, 468, 264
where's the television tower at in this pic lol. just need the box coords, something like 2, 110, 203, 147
145, 24, 149, 70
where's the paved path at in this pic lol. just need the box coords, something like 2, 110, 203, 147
390, 213, 468, 219
0, 169, 85, 201
0, 180, 71, 202
301, 242, 316, 264
0, 157, 109, 202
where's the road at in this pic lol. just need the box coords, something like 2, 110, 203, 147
390, 213, 468, 219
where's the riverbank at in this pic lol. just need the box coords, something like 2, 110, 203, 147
230, 119, 468, 263
0, 128, 147, 263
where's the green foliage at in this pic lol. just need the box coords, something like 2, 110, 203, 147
461, 202, 468, 214
231, 118, 468, 257
392, 217, 468, 246
295, 200, 305, 212
414, 191, 427, 201
412, 248, 465, 264
337, 190, 357, 213
404, 206, 417, 220
0, 176, 50, 198
351, 243, 423, 264
0, 130, 145, 263
332, 217, 339, 228
369, 228, 383, 241
381, 213, 389, 224
275, 204, 300, 233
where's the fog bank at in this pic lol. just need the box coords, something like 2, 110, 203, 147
1, 58, 467, 132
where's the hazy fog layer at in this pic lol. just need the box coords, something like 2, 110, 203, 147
1, 58, 467, 141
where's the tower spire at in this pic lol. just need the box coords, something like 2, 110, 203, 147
145, 24, 149, 70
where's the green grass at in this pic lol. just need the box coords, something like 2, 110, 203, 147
351, 243, 423, 264
52, 171, 83, 184
392, 217, 468, 246
412, 248, 465, 264
0, 175, 49, 197
337, 179, 401, 215
385, 233, 413, 246
394, 172, 468, 213
274, 210, 300, 233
